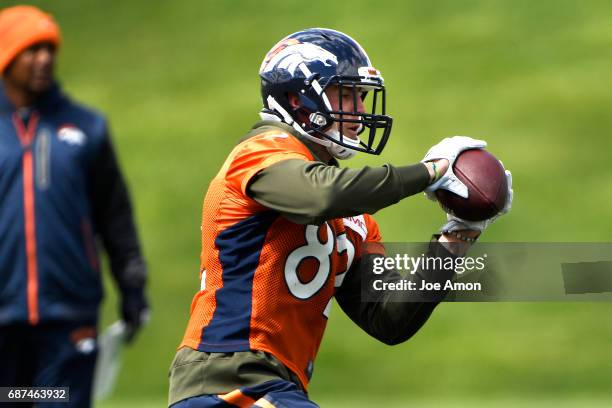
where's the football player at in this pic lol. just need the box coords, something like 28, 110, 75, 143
168, 28, 512, 407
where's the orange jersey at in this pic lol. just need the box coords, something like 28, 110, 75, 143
180, 128, 382, 389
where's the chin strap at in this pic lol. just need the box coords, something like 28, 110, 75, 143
262, 96, 358, 161
325, 129, 358, 160
264, 96, 330, 148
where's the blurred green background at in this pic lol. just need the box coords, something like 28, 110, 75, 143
6, 0, 612, 406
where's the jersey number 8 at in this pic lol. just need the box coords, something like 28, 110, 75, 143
284, 224, 354, 300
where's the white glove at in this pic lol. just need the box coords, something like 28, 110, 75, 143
441, 169, 513, 233
422, 136, 487, 199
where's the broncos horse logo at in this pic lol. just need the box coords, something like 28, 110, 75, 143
259, 39, 338, 76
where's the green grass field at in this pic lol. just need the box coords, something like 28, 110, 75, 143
7, 0, 612, 406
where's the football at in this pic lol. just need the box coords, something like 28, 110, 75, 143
436, 149, 508, 221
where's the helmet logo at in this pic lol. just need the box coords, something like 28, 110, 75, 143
260, 42, 338, 76
261, 38, 301, 67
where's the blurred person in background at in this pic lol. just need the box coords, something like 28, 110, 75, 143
0, 5, 148, 407
168, 28, 512, 407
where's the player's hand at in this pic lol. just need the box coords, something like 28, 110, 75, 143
120, 288, 150, 343
422, 136, 487, 199
441, 169, 513, 233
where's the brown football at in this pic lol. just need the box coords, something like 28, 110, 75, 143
435, 149, 508, 221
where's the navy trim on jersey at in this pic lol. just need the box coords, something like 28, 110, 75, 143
199, 211, 279, 351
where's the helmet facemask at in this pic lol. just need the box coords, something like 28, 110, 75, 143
303, 75, 392, 159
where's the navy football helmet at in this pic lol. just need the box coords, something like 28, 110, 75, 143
259, 28, 392, 159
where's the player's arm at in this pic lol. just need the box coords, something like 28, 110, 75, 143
247, 159, 431, 225
334, 238, 466, 345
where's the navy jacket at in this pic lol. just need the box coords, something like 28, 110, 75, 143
0, 82, 146, 324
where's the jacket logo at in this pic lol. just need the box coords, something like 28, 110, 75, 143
70, 326, 97, 354
57, 125, 86, 146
